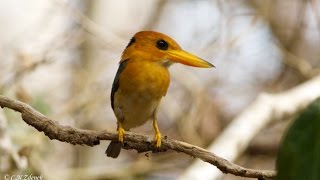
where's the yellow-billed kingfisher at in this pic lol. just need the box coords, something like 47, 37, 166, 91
106, 31, 214, 158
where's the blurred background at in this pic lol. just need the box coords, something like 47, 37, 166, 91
0, 0, 319, 179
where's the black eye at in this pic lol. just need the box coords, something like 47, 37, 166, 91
156, 39, 168, 50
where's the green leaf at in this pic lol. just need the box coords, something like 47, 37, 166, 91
276, 97, 320, 180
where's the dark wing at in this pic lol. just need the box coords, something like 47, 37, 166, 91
111, 59, 129, 110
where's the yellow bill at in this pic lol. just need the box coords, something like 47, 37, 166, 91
166, 50, 214, 68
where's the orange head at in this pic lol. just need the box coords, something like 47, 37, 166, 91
121, 31, 214, 68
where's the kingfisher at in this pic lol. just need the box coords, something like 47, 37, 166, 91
106, 31, 214, 158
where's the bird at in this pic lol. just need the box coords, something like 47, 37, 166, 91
106, 31, 214, 158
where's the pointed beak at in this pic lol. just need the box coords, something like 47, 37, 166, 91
166, 50, 214, 68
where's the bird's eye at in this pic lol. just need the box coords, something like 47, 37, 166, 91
156, 39, 168, 50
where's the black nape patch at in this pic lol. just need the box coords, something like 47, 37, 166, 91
126, 37, 136, 48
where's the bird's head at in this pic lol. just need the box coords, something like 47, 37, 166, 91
121, 31, 214, 68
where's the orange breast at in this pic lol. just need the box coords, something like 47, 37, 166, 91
113, 60, 170, 129
119, 60, 170, 98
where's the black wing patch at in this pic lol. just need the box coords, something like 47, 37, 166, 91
111, 59, 129, 110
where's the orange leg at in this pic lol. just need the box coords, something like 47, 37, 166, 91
152, 117, 161, 148
117, 121, 125, 143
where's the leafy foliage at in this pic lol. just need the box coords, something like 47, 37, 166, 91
277, 97, 320, 180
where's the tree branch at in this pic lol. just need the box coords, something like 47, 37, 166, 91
180, 74, 320, 180
0, 95, 276, 179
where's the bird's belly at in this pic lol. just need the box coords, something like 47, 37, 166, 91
114, 91, 161, 130
112, 61, 170, 130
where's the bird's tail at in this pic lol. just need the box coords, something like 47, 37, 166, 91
106, 141, 122, 158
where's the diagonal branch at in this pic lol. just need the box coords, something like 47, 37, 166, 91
180, 74, 320, 180
0, 95, 276, 179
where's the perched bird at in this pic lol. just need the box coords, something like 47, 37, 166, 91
106, 31, 214, 158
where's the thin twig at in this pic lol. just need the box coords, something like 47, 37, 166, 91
278, 44, 320, 79
0, 95, 275, 179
